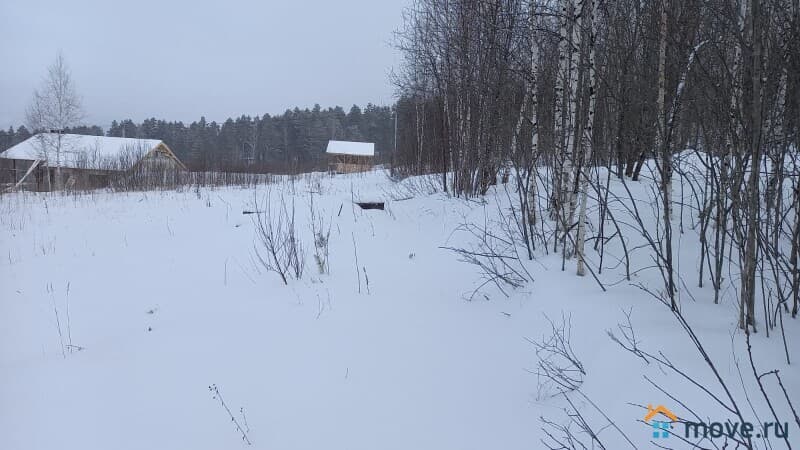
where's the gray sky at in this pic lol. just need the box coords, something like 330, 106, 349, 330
0, 0, 408, 130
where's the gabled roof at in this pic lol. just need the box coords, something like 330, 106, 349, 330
326, 140, 375, 157
0, 134, 174, 170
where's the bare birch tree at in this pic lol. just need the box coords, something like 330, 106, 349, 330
25, 52, 83, 190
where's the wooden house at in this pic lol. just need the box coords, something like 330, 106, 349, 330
0, 134, 186, 191
326, 140, 375, 174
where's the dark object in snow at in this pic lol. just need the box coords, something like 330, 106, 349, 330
356, 202, 384, 210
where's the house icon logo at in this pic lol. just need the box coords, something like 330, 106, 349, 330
644, 404, 678, 439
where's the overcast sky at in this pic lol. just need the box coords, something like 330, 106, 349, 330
0, 0, 408, 130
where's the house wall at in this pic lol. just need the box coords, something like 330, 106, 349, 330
1, 153, 182, 192
0, 159, 48, 191
328, 154, 374, 174
137, 146, 183, 171
1, 158, 28, 186
63, 169, 113, 190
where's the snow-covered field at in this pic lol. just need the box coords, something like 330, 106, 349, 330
1, 168, 798, 449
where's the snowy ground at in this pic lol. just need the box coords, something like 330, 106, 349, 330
1, 168, 798, 449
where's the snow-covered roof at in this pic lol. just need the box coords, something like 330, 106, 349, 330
326, 140, 375, 157
0, 134, 166, 170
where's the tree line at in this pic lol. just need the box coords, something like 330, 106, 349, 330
393, 0, 799, 329
1, 104, 395, 172
392, 1, 798, 444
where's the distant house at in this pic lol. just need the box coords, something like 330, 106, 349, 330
0, 133, 186, 191
326, 140, 375, 174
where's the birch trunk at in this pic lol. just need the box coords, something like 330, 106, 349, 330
561, 0, 581, 258
552, 0, 570, 232
576, 0, 598, 276
739, 0, 762, 331
654, 0, 677, 310
528, 34, 540, 228
715, 0, 747, 304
